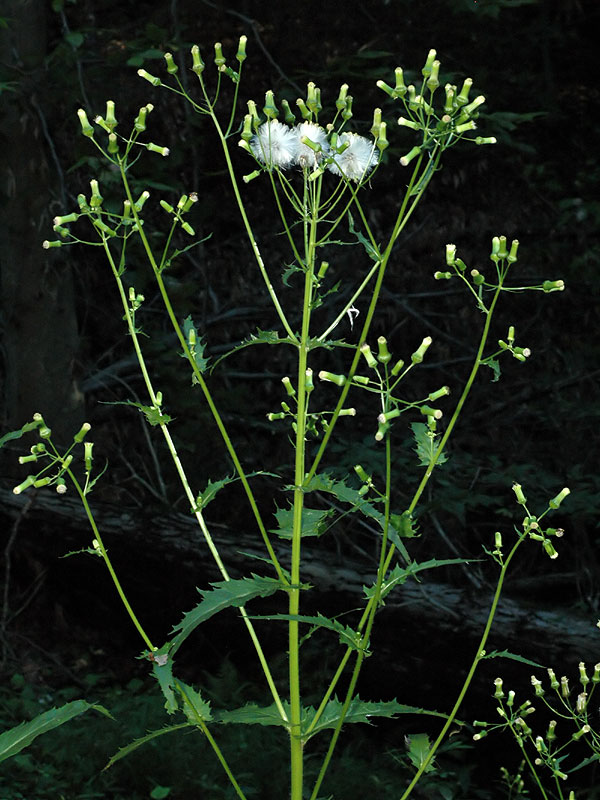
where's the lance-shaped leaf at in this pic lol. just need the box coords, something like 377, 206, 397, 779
216, 702, 291, 728
0, 418, 43, 450
152, 653, 178, 714
481, 649, 546, 669
104, 723, 192, 770
247, 612, 364, 652
363, 558, 472, 603
169, 575, 284, 655
195, 470, 278, 512
271, 505, 334, 539
176, 680, 213, 725
0, 700, 112, 763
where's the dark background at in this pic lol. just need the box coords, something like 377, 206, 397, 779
1, 0, 599, 797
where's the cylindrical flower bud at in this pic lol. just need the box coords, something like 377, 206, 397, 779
471, 269, 484, 286
306, 82, 321, 114
421, 48, 437, 78
89, 179, 103, 208
84, 441, 94, 472
397, 116, 420, 131
236, 35, 247, 64
375, 420, 389, 442
546, 720, 557, 741
263, 89, 278, 120
160, 199, 175, 214
426, 61, 440, 92
33, 476, 52, 488
428, 386, 450, 402
318, 371, 345, 387
281, 376, 296, 397
576, 691, 588, 713
107, 133, 119, 154
73, 422, 91, 443
305, 368, 314, 393
39, 426, 52, 439
281, 99, 296, 125
434, 271, 452, 280
77, 108, 94, 137
352, 375, 370, 386
394, 67, 407, 96
456, 78, 473, 107
462, 95, 486, 117
455, 120, 477, 134
400, 146, 421, 167
376, 80, 395, 99
13, 475, 36, 495
494, 531, 503, 550
411, 336, 432, 364
360, 343, 378, 369
543, 539, 558, 559
543, 279, 565, 292
549, 487, 570, 509
444, 84, 456, 114
342, 95, 353, 122
18, 454, 38, 464
183, 193, 198, 213
104, 100, 117, 131
181, 222, 195, 236
391, 358, 405, 377
507, 690, 515, 708
572, 723, 590, 741
507, 239, 519, 263
213, 42, 226, 67
592, 663, 600, 683
531, 675, 544, 697
475, 136, 497, 145
317, 261, 329, 279
512, 483, 527, 505
137, 69, 161, 87
147, 142, 170, 157
134, 190, 150, 211
53, 213, 78, 228
378, 408, 402, 424
376, 121, 389, 152
370, 107, 382, 139
561, 676, 570, 697
420, 405, 442, 419
162, 52, 178, 75
191, 44, 205, 75
354, 464, 370, 483
338, 408, 356, 417
446, 243, 457, 266
377, 336, 392, 364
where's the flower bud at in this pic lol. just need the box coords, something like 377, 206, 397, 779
421, 49, 437, 78
18, 454, 38, 464
304, 369, 314, 393
318, 371, 345, 387
147, 142, 170, 157
428, 386, 450, 402
400, 146, 421, 167
213, 42, 226, 67
376, 121, 388, 152
281, 376, 296, 397
163, 51, 178, 75
360, 343, 378, 369
181, 222, 195, 236
576, 688, 588, 712
134, 190, 150, 211
411, 336, 432, 364
306, 82, 321, 115
317, 261, 329, 279
53, 213, 78, 228
84, 441, 94, 472
236, 35, 247, 64
397, 116, 420, 131
461, 95, 486, 118
77, 108, 94, 137
370, 107, 382, 138
507, 239, 519, 263
375, 420, 389, 442
73, 422, 92, 443
281, 99, 296, 125
108, 133, 119, 154
426, 61, 440, 92
376, 80, 395, 99
434, 271, 452, 280
377, 336, 392, 364
531, 675, 544, 697
394, 67, 407, 96
549, 487, 570, 509
455, 120, 477, 134
546, 719, 557, 741
474, 136, 497, 145
456, 78, 473, 107
444, 84, 456, 114
13, 475, 36, 495
339, 408, 356, 417
378, 408, 402, 424
445, 243, 457, 266
471, 269, 484, 286
543, 539, 558, 559
342, 95, 353, 122
543, 279, 565, 292
512, 483, 527, 505
137, 69, 161, 87
420, 405, 442, 419
561, 676, 570, 697
134, 104, 151, 132
494, 530, 503, 550
263, 89, 278, 120
191, 44, 205, 75
354, 464, 370, 483
352, 375, 370, 386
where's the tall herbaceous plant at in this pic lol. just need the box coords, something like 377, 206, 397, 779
1, 38, 572, 799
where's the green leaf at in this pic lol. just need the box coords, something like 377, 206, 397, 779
406, 732, 436, 773
271, 505, 334, 539
0, 700, 112, 763
482, 650, 546, 669
151, 654, 178, 714
216, 702, 290, 728
282, 263, 303, 287
247, 613, 364, 652
0, 419, 42, 450
182, 315, 209, 377
100, 399, 172, 427
176, 681, 213, 724
104, 724, 192, 770
169, 575, 284, 654
150, 786, 172, 799
347, 213, 381, 262
212, 328, 295, 369
363, 558, 472, 603
411, 422, 448, 467
482, 357, 501, 382
195, 471, 278, 512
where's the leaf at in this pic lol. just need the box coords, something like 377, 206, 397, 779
282, 263, 303, 287
182, 315, 209, 377
195, 471, 278, 512
0, 418, 42, 450
363, 558, 473, 603
347, 213, 380, 262
100, 400, 172, 427
411, 422, 448, 467
406, 732, 436, 773
176, 681, 213, 724
247, 613, 363, 652
0, 700, 112, 763
104, 724, 192, 770
169, 575, 284, 654
152, 654, 178, 714
482, 357, 501, 382
211, 328, 296, 369
482, 650, 546, 669
271, 505, 334, 539
217, 702, 290, 728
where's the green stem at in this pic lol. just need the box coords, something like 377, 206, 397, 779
397, 533, 527, 800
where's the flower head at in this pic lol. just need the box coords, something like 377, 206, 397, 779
293, 122, 330, 168
250, 120, 298, 169
328, 132, 378, 182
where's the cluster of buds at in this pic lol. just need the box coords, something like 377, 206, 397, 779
498, 325, 531, 363
266, 372, 355, 436
376, 49, 496, 167
512, 482, 569, 559
239, 86, 386, 183
12, 414, 93, 496
78, 100, 169, 159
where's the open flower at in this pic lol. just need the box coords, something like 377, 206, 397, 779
293, 122, 330, 168
250, 120, 298, 169
328, 132, 379, 182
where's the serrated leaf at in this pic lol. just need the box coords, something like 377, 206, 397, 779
482, 357, 501, 382
176, 681, 212, 724
100, 400, 172, 427
0, 700, 112, 763
406, 732, 436, 773
104, 723, 192, 770
271, 505, 333, 539
482, 649, 546, 669
247, 613, 364, 652
304, 473, 411, 563
169, 576, 284, 655
411, 422, 448, 467
363, 558, 472, 603
282, 263, 303, 287
212, 328, 295, 369
195, 471, 278, 512
152, 654, 178, 714
347, 213, 381, 262
0, 419, 42, 450
216, 702, 290, 727
182, 315, 209, 377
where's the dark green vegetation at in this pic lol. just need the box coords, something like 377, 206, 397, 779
1, 0, 599, 797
